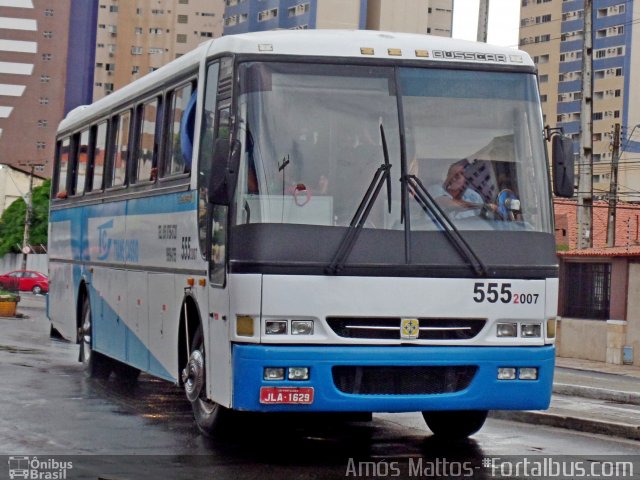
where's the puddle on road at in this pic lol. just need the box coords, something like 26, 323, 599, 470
0, 344, 42, 354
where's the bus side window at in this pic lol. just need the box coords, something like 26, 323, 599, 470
74, 129, 90, 195
136, 97, 160, 182
166, 82, 196, 176
54, 137, 71, 198
111, 110, 132, 187
92, 121, 108, 191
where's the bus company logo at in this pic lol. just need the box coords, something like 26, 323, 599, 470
96, 219, 140, 263
8, 456, 73, 479
400, 318, 420, 340
97, 219, 114, 261
431, 50, 508, 63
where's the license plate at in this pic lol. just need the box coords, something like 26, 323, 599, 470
260, 387, 314, 405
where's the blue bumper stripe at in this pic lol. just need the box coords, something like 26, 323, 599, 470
232, 344, 555, 412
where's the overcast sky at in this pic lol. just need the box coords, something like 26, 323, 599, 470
451, 0, 520, 48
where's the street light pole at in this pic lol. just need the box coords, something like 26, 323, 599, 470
20, 165, 35, 270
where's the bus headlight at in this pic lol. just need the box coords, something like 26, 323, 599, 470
518, 367, 538, 380
521, 324, 541, 338
291, 320, 314, 335
264, 367, 285, 381
288, 367, 310, 381
498, 367, 516, 380
497, 323, 517, 337
265, 320, 288, 335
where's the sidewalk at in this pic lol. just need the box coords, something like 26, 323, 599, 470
491, 357, 640, 441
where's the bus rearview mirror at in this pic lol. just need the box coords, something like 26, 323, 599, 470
208, 138, 241, 205
551, 135, 574, 198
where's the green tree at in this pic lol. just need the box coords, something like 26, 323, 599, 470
0, 179, 50, 256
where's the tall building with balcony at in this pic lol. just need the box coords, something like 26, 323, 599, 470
93, 0, 225, 101
223, 0, 453, 36
0, 0, 96, 177
519, 0, 640, 201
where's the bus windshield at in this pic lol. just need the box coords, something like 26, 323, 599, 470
234, 61, 551, 235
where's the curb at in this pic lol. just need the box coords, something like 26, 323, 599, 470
489, 410, 640, 441
554, 383, 640, 406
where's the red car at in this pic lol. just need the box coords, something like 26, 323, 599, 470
0, 270, 49, 294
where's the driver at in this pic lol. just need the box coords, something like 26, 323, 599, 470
430, 159, 484, 214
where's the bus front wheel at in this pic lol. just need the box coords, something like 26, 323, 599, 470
79, 295, 112, 379
422, 410, 488, 440
183, 325, 229, 436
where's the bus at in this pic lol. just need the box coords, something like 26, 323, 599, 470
49, 30, 574, 439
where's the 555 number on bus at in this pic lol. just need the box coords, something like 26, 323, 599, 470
473, 282, 539, 305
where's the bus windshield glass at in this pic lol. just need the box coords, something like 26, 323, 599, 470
234, 62, 551, 235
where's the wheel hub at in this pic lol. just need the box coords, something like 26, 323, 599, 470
183, 349, 204, 402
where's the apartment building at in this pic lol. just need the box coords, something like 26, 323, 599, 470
0, 0, 96, 177
519, 0, 640, 201
223, 0, 453, 36
93, 0, 225, 101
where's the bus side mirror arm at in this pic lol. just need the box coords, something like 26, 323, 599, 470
208, 138, 241, 205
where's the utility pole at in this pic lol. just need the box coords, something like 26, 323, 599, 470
477, 0, 490, 43
577, 0, 593, 249
606, 123, 621, 247
20, 165, 35, 270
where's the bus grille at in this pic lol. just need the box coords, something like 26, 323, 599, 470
332, 366, 477, 395
326, 317, 485, 340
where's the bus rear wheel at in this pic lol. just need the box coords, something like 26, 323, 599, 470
183, 325, 229, 436
422, 410, 488, 440
79, 295, 112, 379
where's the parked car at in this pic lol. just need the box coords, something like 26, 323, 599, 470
0, 270, 48, 294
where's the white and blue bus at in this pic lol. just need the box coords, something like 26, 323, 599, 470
49, 30, 574, 439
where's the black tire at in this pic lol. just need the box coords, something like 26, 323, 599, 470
184, 325, 229, 436
422, 410, 488, 440
79, 295, 112, 379
32, 285, 42, 295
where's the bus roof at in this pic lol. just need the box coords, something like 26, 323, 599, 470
58, 30, 533, 135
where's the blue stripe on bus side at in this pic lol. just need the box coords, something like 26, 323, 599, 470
90, 284, 175, 382
50, 191, 197, 223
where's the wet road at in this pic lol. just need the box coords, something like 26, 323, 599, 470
1, 297, 639, 479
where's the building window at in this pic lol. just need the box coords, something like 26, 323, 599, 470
177, 34, 187, 43
258, 8, 278, 21
44, 8, 54, 16
132, 65, 139, 74
39, 97, 49, 105
149, 47, 164, 54
40, 75, 50, 83
43, 31, 53, 39
288, 3, 310, 17
131, 46, 142, 55
177, 14, 188, 23
36, 141, 46, 150
563, 263, 611, 320
135, 27, 143, 34
109, 5, 118, 12
42, 53, 52, 61
37, 119, 47, 127
200, 31, 213, 37
179, 0, 189, 3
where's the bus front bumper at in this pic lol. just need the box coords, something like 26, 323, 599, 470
231, 344, 554, 412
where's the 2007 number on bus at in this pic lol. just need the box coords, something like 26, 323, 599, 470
472, 282, 539, 305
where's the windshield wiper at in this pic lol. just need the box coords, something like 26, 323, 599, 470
403, 174, 487, 277
326, 125, 392, 275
